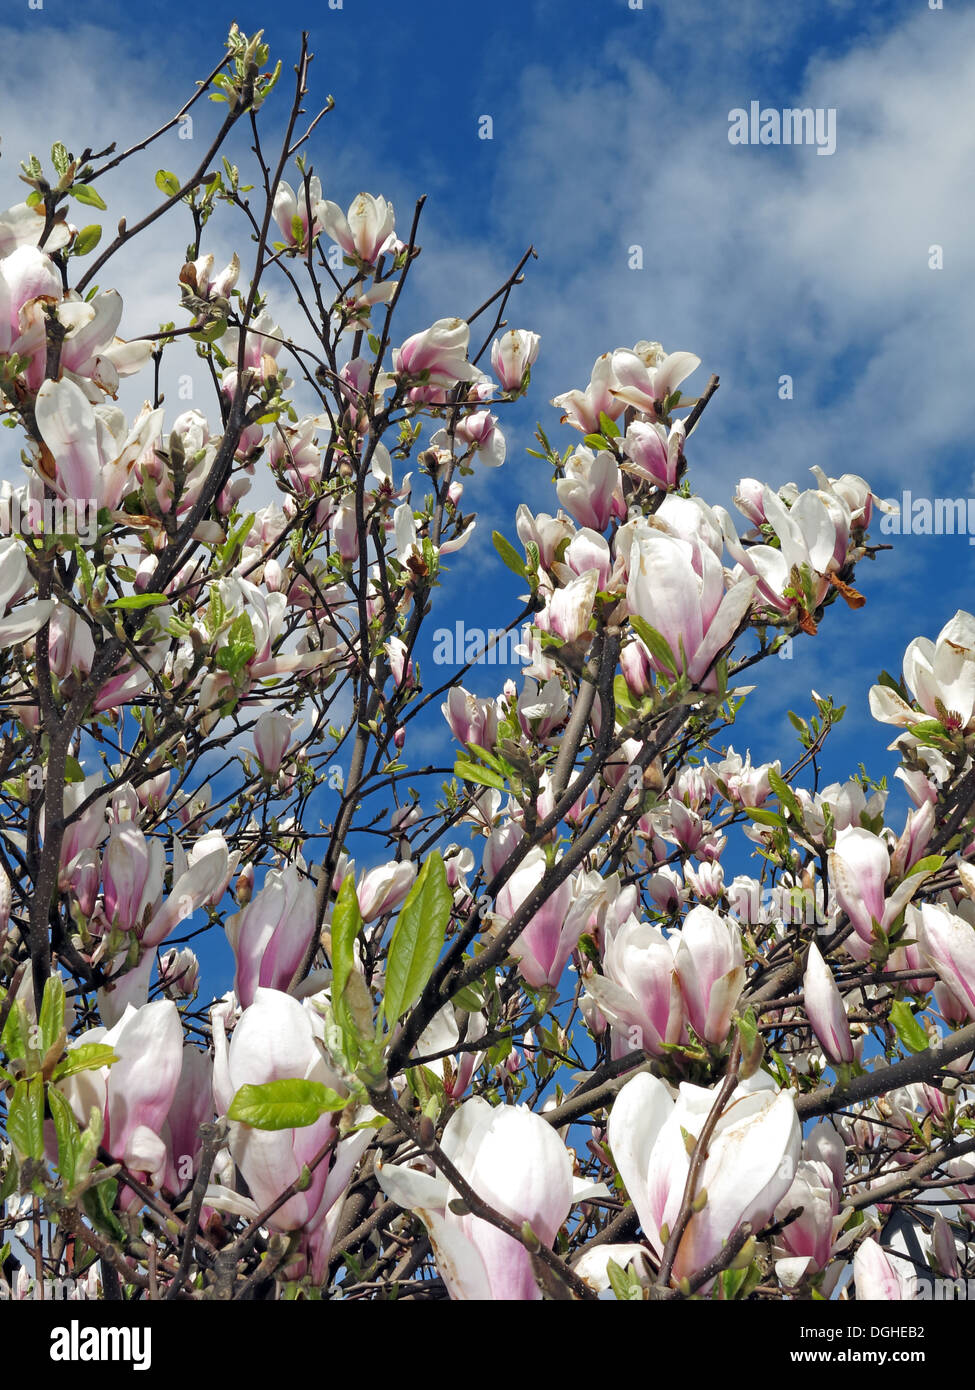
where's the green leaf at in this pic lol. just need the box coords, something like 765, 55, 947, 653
450, 984, 484, 1013
228, 1078, 347, 1130
466, 743, 505, 774
69, 184, 107, 210
742, 807, 786, 828
38, 974, 65, 1055
629, 615, 679, 678
48, 1086, 81, 1189
82, 1176, 125, 1242
597, 411, 621, 440
492, 531, 527, 579
52, 1043, 117, 1081
606, 1257, 643, 1301
108, 592, 168, 610
907, 854, 945, 878
384, 852, 452, 1026
51, 142, 70, 177
0, 994, 29, 1062
73, 224, 102, 256
889, 1001, 929, 1055
768, 768, 803, 823
331, 874, 361, 1015
8, 1077, 45, 1161
215, 611, 256, 675
155, 170, 181, 198
454, 758, 505, 790
583, 433, 609, 451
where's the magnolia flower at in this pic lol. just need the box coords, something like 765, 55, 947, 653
516, 675, 568, 740
377, 1097, 591, 1300
551, 353, 624, 434
57, 1001, 184, 1193
212, 989, 370, 1282
393, 318, 477, 391
491, 329, 540, 393
852, 1237, 916, 1299
773, 1158, 841, 1285
253, 709, 294, 775
556, 447, 624, 531
141, 833, 232, 948
273, 177, 327, 245
718, 483, 853, 625
626, 528, 757, 692
226, 864, 318, 1009
609, 344, 701, 415
539, 569, 599, 644
803, 942, 854, 1064
828, 826, 927, 948
869, 610, 975, 735
583, 915, 684, 1057
622, 418, 684, 490
34, 376, 162, 512
917, 902, 975, 1021
320, 192, 396, 263
673, 905, 745, 1046
495, 848, 602, 990
356, 859, 417, 921
442, 687, 499, 750
0, 536, 54, 649
101, 820, 165, 935
608, 1071, 801, 1285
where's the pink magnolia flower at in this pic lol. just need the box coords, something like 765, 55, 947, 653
254, 709, 294, 776
160, 1045, 213, 1195
869, 610, 975, 735
393, 318, 477, 392
673, 905, 746, 1046
491, 329, 540, 393
102, 821, 165, 935
212, 988, 370, 1282
551, 353, 624, 434
803, 943, 853, 1064
556, 448, 624, 531
622, 419, 684, 490
141, 833, 232, 948
377, 1097, 586, 1300
917, 902, 975, 1021
626, 528, 757, 693
828, 826, 928, 947
584, 915, 684, 1057
442, 687, 499, 750
852, 1237, 916, 1299
773, 1159, 841, 1284
0, 537, 54, 650
226, 863, 318, 1009
356, 859, 417, 921
609, 345, 701, 417
58, 1000, 184, 1193
34, 377, 162, 511
608, 1071, 800, 1285
273, 177, 327, 246
496, 848, 598, 990
320, 192, 396, 263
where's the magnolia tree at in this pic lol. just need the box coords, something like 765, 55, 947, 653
1, 27, 975, 1305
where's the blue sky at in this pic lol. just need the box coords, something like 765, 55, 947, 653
2, 0, 973, 986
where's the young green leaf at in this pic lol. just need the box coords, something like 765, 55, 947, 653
228, 1078, 348, 1130
384, 852, 452, 1025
